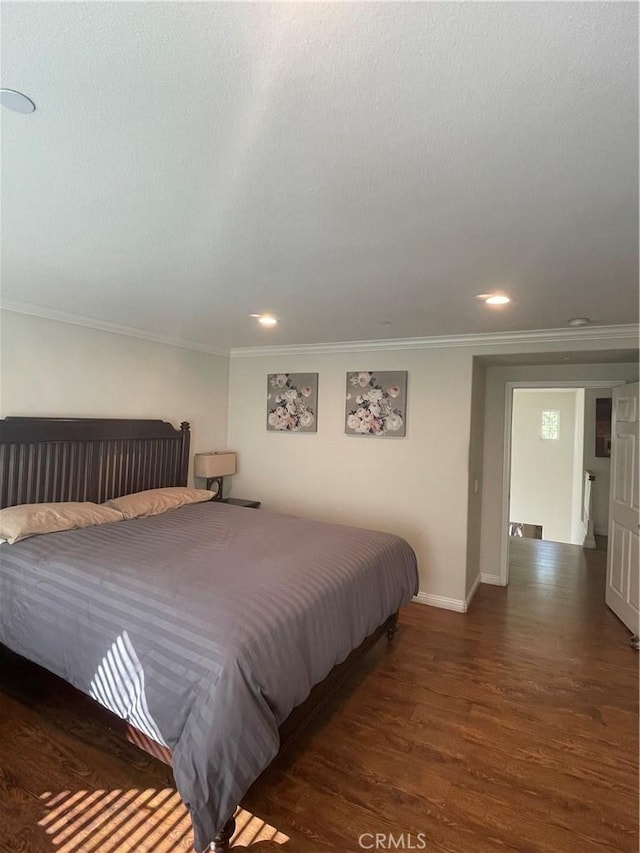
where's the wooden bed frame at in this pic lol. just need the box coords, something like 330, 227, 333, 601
0, 416, 398, 852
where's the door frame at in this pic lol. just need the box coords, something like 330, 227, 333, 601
499, 379, 627, 585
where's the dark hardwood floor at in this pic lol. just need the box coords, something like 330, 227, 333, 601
1, 538, 637, 852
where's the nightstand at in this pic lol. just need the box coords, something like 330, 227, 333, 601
220, 498, 261, 509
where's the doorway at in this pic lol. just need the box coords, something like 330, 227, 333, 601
509, 388, 585, 546
498, 379, 625, 585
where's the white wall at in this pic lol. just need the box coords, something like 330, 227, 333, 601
0, 311, 230, 480
228, 348, 474, 605
479, 361, 639, 583
509, 389, 582, 543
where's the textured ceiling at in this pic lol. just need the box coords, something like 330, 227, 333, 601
1, 2, 638, 351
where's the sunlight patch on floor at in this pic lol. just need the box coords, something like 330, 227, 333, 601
38, 791, 288, 851
232, 807, 290, 846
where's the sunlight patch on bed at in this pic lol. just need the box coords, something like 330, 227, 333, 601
89, 630, 167, 747
38, 792, 289, 851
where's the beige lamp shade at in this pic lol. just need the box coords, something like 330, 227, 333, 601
194, 452, 237, 479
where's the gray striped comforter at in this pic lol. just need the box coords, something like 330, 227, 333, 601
0, 502, 418, 851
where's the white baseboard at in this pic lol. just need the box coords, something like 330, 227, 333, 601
413, 574, 484, 613
413, 590, 466, 612
480, 573, 505, 586
465, 574, 481, 610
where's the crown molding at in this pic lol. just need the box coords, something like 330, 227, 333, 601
2, 300, 636, 361
229, 324, 639, 358
0, 299, 229, 357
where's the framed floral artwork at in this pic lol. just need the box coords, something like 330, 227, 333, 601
267, 373, 318, 432
345, 371, 407, 436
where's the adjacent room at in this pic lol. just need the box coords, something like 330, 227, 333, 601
0, 3, 638, 853
509, 388, 587, 547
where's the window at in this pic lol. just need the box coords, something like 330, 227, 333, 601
541, 410, 560, 440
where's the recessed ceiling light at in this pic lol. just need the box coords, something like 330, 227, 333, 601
567, 317, 590, 327
477, 293, 511, 306
250, 313, 278, 327
0, 89, 36, 113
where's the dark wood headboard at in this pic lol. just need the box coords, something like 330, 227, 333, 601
0, 417, 190, 509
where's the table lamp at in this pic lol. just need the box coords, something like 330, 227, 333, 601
194, 452, 237, 501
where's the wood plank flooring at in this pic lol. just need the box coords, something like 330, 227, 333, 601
1, 538, 637, 852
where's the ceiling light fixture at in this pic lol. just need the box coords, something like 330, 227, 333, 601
567, 317, 590, 327
250, 313, 278, 327
477, 293, 511, 306
0, 88, 36, 113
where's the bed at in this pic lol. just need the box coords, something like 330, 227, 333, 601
0, 417, 418, 852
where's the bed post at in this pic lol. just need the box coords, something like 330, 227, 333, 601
386, 611, 399, 641
211, 816, 236, 852
180, 421, 191, 486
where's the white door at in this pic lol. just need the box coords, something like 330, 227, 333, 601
606, 382, 640, 635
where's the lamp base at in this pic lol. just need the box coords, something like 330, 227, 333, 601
206, 476, 224, 500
